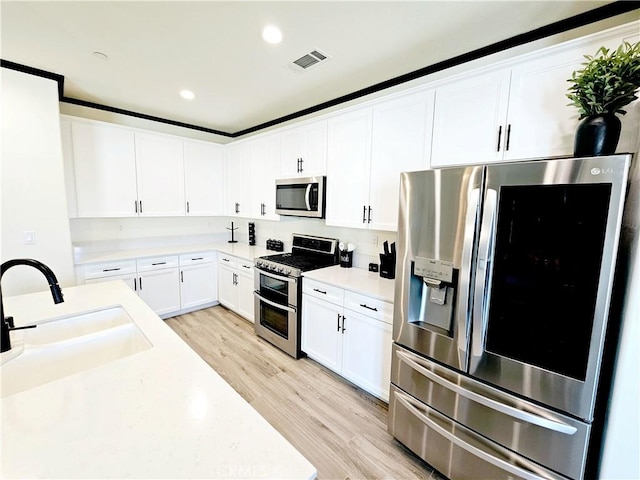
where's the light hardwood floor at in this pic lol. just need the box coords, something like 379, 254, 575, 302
167, 306, 446, 480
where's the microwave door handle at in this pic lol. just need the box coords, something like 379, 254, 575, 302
470, 188, 497, 372
305, 183, 313, 211
457, 187, 480, 368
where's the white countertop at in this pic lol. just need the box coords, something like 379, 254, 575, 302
75, 242, 272, 265
1, 282, 316, 479
303, 265, 395, 303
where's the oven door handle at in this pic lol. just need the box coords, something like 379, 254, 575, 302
254, 292, 297, 314
257, 268, 296, 283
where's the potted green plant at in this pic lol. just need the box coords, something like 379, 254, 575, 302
567, 41, 640, 157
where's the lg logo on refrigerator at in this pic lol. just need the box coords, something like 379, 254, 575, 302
591, 167, 615, 175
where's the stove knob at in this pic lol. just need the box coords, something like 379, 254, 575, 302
277, 267, 284, 273
283, 268, 291, 276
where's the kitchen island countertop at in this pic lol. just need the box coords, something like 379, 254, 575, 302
0, 281, 316, 479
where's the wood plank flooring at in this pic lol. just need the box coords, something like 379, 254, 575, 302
166, 306, 446, 480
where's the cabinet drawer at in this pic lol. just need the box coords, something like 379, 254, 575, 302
218, 254, 238, 268
137, 255, 179, 271
84, 259, 136, 280
303, 278, 344, 306
344, 290, 393, 323
237, 259, 253, 273
179, 251, 215, 265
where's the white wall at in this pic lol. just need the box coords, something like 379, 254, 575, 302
1, 68, 75, 296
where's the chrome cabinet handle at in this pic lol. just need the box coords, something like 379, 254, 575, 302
395, 349, 577, 435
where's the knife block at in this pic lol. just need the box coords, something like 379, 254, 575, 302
379, 255, 395, 279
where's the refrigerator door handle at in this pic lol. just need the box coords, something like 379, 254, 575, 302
471, 188, 497, 365
393, 389, 561, 480
456, 188, 480, 365
395, 349, 577, 435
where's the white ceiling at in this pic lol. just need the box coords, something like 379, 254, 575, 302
0, 1, 628, 136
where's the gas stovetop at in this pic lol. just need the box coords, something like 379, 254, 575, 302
255, 234, 339, 277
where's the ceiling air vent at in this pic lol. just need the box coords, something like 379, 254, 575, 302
287, 49, 330, 73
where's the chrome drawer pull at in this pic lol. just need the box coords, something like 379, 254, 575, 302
396, 350, 577, 435
393, 390, 555, 480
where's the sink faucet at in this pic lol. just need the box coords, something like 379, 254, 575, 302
1, 259, 64, 353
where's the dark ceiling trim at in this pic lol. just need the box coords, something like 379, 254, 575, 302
2, 1, 638, 139
233, 1, 640, 137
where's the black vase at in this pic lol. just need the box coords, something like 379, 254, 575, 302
573, 113, 621, 157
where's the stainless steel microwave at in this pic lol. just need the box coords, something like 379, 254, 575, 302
275, 176, 326, 218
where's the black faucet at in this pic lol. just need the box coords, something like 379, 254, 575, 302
1, 259, 64, 353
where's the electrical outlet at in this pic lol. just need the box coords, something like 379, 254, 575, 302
371, 235, 378, 246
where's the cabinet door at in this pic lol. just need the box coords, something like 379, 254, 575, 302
325, 108, 373, 229
134, 132, 185, 216
341, 309, 393, 402
236, 269, 255, 322
506, 34, 640, 160
223, 143, 251, 217
180, 262, 217, 310
301, 294, 343, 373
250, 135, 281, 220
72, 122, 138, 217
431, 69, 510, 167
138, 268, 181, 316
280, 121, 327, 177
369, 90, 435, 231
300, 121, 328, 176
217, 264, 238, 311
184, 141, 224, 216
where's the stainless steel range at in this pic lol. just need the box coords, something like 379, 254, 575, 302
254, 234, 338, 358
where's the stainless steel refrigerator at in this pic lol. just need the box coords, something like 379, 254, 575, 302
389, 154, 632, 480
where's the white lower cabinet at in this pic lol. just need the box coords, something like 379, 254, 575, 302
217, 254, 255, 322
302, 278, 393, 402
83, 251, 217, 317
133, 255, 181, 317
179, 252, 218, 310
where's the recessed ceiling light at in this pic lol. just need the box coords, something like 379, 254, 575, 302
180, 89, 195, 100
262, 25, 282, 44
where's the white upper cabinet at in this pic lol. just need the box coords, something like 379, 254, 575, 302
134, 132, 185, 216
326, 108, 373, 228
431, 25, 640, 167
72, 121, 139, 217
223, 142, 251, 217
280, 120, 328, 177
250, 134, 281, 220
431, 69, 511, 166
183, 140, 224, 216
326, 90, 434, 231
369, 90, 434, 231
